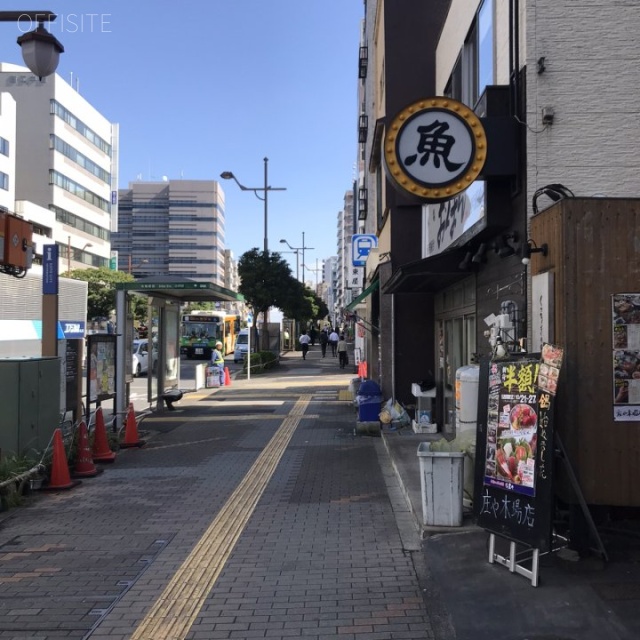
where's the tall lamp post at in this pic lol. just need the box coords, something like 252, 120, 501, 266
278, 248, 300, 280
128, 257, 149, 275
0, 11, 64, 79
16, 10, 66, 361
66, 236, 93, 274
220, 157, 286, 253
280, 232, 314, 283
301, 259, 322, 290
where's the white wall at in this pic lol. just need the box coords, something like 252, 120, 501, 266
0, 92, 16, 211
526, 1, 640, 209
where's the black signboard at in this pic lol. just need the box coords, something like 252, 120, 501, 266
65, 339, 81, 412
473, 352, 557, 552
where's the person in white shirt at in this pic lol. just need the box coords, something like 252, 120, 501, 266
299, 331, 311, 360
329, 329, 339, 357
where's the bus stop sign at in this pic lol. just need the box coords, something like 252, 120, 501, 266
352, 234, 378, 267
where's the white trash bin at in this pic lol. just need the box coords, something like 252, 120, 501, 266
417, 443, 465, 526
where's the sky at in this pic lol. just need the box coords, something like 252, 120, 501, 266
1, 1, 363, 280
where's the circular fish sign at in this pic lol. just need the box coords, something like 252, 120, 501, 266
384, 97, 487, 202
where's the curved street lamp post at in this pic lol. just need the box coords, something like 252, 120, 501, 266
280, 232, 314, 283
220, 157, 286, 253
221, 158, 286, 342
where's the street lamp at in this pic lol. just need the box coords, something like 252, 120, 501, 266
128, 257, 149, 275
220, 157, 286, 253
301, 259, 322, 289
66, 236, 93, 274
0, 11, 64, 79
280, 232, 314, 283
278, 248, 300, 280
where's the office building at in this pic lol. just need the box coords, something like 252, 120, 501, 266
114, 179, 226, 283
0, 63, 116, 272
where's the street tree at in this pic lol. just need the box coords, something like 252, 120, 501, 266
238, 248, 299, 348
69, 266, 147, 324
277, 278, 314, 322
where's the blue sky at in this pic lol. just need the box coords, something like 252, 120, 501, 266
2, 1, 363, 278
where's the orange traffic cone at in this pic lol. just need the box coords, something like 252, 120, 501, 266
120, 403, 145, 448
43, 429, 81, 490
224, 366, 231, 386
362, 361, 368, 379
73, 422, 103, 478
92, 407, 116, 463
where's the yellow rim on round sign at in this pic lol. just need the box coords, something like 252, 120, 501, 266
384, 97, 487, 201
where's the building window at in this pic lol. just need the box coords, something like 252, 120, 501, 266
478, 0, 494, 96
50, 100, 112, 156
49, 170, 111, 213
0, 172, 9, 190
50, 135, 111, 184
0, 137, 9, 157
444, 0, 494, 108
51, 204, 110, 241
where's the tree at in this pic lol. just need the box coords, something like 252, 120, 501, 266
69, 267, 147, 322
278, 278, 314, 322
238, 249, 299, 348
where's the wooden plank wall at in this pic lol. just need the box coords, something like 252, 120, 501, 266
531, 198, 640, 506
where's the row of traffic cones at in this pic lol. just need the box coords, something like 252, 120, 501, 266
45, 372, 230, 489
44, 403, 143, 490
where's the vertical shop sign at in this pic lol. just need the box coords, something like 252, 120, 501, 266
612, 293, 640, 421
474, 346, 563, 551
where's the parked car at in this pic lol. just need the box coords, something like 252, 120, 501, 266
234, 329, 250, 363
132, 339, 157, 377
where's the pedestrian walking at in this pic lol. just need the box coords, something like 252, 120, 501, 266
329, 329, 339, 357
299, 331, 311, 360
319, 329, 329, 357
337, 334, 348, 369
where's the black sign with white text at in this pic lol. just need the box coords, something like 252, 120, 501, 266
473, 353, 557, 551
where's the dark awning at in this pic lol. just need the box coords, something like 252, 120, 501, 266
382, 249, 470, 294
345, 279, 379, 311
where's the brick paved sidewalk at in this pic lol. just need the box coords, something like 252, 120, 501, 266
0, 363, 431, 640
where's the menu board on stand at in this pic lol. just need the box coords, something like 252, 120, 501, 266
473, 344, 564, 586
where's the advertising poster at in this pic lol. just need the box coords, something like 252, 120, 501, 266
87, 334, 116, 403
612, 293, 640, 421
483, 358, 540, 498
475, 347, 562, 551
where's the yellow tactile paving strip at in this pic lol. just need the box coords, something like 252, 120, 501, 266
129, 394, 311, 640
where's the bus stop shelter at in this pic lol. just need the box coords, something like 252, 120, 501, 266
113, 276, 244, 428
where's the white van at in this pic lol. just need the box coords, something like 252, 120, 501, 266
233, 329, 250, 363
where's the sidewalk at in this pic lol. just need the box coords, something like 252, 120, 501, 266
244, 348, 640, 639
381, 409, 640, 640
0, 345, 638, 639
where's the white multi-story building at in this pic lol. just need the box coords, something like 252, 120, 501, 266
0, 91, 16, 213
223, 248, 243, 315
335, 189, 356, 317
114, 179, 226, 284
0, 63, 116, 273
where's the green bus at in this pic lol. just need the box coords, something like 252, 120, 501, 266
180, 311, 241, 359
